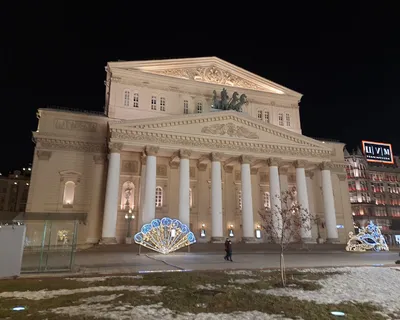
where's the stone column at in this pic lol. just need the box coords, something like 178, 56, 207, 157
320, 161, 339, 242
294, 160, 312, 242
268, 158, 282, 235
178, 149, 192, 226
87, 154, 106, 244
240, 155, 255, 242
211, 152, 224, 242
306, 170, 317, 239
138, 153, 146, 227
101, 143, 123, 244
142, 146, 159, 224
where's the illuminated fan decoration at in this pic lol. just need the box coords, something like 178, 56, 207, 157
346, 220, 389, 252
134, 217, 196, 254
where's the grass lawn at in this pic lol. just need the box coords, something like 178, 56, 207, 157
0, 269, 390, 320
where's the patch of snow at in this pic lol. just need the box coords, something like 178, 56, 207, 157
255, 267, 400, 314
196, 284, 221, 290
229, 278, 259, 284
80, 294, 124, 303
50, 302, 296, 319
0, 285, 164, 300
225, 270, 255, 276
65, 275, 143, 282
294, 267, 348, 274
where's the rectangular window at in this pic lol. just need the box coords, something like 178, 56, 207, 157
278, 113, 284, 126
160, 97, 166, 111
285, 113, 290, 126
264, 111, 269, 123
133, 93, 139, 108
257, 110, 262, 120
124, 91, 130, 107
197, 102, 203, 113
151, 96, 157, 110
183, 100, 188, 114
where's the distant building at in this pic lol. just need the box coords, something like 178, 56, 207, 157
344, 146, 400, 245
0, 167, 31, 218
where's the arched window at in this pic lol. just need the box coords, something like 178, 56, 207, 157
133, 92, 139, 108
189, 188, 193, 208
264, 192, 270, 209
120, 181, 135, 210
257, 110, 262, 120
123, 90, 130, 107
197, 102, 203, 113
63, 181, 76, 205
238, 190, 242, 210
155, 186, 163, 207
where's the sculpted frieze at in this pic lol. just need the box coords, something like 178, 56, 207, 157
54, 119, 97, 132
201, 123, 259, 139
144, 65, 269, 92
35, 138, 106, 153
111, 131, 331, 159
121, 160, 139, 174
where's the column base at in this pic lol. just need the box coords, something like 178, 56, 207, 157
301, 237, 316, 244
241, 237, 256, 243
326, 237, 340, 244
86, 238, 100, 244
211, 237, 225, 243
100, 237, 118, 244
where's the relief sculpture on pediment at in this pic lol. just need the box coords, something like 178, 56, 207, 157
201, 123, 259, 139
146, 65, 267, 92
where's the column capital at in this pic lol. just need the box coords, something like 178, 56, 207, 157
145, 145, 159, 156
278, 166, 289, 175
93, 154, 106, 164
179, 149, 192, 159
109, 142, 123, 153
337, 173, 347, 181
224, 165, 234, 173
240, 155, 253, 164
305, 170, 314, 179
294, 160, 307, 168
197, 163, 207, 171
267, 157, 281, 167
210, 152, 224, 162
319, 161, 333, 171
250, 167, 259, 175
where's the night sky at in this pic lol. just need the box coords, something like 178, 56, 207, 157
1, 2, 398, 174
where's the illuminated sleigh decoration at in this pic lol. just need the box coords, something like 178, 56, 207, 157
345, 221, 389, 252
134, 217, 196, 254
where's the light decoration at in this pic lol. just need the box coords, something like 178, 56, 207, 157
345, 220, 389, 252
134, 217, 196, 254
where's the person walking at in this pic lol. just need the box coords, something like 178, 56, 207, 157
226, 239, 233, 262
224, 238, 229, 260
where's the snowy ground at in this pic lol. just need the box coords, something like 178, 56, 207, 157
1, 267, 400, 319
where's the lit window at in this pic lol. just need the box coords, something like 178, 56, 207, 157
120, 181, 135, 210
189, 188, 193, 208
63, 181, 75, 206
133, 93, 139, 108
155, 186, 163, 207
285, 113, 290, 126
183, 100, 189, 114
264, 111, 269, 123
257, 110, 262, 120
264, 192, 270, 209
151, 96, 157, 110
278, 113, 284, 126
197, 102, 203, 113
238, 191, 242, 210
123, 90, 130, 107
160, 97, 166, 111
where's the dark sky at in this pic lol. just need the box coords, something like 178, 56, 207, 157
1, 2, 398, 174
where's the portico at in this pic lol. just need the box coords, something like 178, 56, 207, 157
99, 111, 341, 244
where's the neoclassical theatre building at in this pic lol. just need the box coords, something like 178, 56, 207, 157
26, 57, 353, 246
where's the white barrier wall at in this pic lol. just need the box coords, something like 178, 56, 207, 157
0, 224, 26, 278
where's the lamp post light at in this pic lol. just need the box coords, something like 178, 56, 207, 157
125, 209, 135, 243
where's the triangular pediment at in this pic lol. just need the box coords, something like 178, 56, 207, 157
110, 111, 332, 158
108, 57, 301, 97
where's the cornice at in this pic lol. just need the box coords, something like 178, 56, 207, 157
112, 112, 329, 150
110, 130, 331, 159
34, 137, 106, 153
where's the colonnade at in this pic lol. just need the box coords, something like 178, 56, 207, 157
100, 145, 339, 243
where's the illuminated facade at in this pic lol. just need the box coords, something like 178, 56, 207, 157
26, 57, 353, 247
344, 146, 400, 245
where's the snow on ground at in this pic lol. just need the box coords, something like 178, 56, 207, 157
65, 275, 143, 282
224, 270, 255, 276
0, 285, 164, 300
80, 294, 124, 303
229, 278, 259, 284
255, 267, 400, 314
50, 302, 295, 320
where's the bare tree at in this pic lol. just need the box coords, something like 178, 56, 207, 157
259, 187, 311, 287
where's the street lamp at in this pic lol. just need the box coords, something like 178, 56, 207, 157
125, 209, 135, 242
